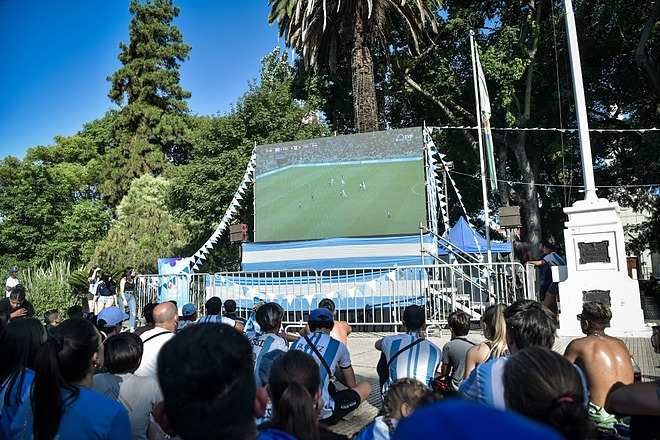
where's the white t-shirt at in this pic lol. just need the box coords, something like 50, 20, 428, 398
92, 373, 162, 440
5, 277, 19, 297
134, 327, 174, 377
291, 332, 352, 420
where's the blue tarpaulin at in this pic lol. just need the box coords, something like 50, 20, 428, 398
439, 217, 511, 255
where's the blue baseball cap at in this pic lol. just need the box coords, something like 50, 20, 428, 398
182, 303, 197, 317
393, 400, 562, 440
9, 267, 18, 273
309, 308, 333, 323
97, 307, 129, 327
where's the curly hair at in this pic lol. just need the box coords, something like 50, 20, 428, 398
383, 379, 436, 433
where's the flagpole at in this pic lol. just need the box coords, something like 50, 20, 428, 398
469, 31, 493, 272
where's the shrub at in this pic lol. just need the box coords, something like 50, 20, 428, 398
21, 260, 80, 318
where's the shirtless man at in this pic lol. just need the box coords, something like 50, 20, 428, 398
299, 298, 352, 344
564, 301, 634, 433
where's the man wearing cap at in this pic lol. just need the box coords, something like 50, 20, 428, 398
528, 241, 566, 314
5, 267, 19, 297
291, 308, 371, 425
97, 306, 129, 339
177, 303, 198, 333
375, 305, 442, 392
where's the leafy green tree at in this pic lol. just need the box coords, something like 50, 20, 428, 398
168, 49, 329, 271
40, 201, 112, 267
94, 174, 189, 273
268, 0, 438, 132
102, 0, 192, 206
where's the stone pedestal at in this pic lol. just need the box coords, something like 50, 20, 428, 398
557, 197, 650, 337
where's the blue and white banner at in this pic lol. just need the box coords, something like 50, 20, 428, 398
241, 234, 436, 271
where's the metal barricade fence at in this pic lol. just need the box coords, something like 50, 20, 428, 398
135, 262, 529, 329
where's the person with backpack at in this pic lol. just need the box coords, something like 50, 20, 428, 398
375, 305, 441, 392
290, 308, 371, 425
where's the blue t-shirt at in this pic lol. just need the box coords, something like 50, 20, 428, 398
10, 386, 131, 440
458, 357, 508, 409
257, 427, 297, 440
0, 369, 34, 440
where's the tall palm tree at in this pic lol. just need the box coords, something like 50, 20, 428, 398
269, 0, 438, 132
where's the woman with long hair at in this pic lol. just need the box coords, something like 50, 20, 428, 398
463, 304, 507, 380
10, 318, 130, 440
258, 350, 347, 440
0, 318, 46, 438
503, 346, 593, 440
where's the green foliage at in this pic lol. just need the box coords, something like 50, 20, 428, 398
21, 260, 79, 318
94, 175, 189, 273
167, 49, 329, 271
102, 0, 192, 206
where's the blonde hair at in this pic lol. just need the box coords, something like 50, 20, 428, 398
383, 379, 435, 432
481, 304, 508, 358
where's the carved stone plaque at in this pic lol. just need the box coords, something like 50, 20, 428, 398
582, 290, 611, 306
578, 240, 610, 265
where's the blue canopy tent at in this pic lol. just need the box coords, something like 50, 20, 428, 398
438, 217, 512, 255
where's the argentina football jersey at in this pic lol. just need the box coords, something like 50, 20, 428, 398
251, 333, 288, 387
381, 332, 441, 390
291, 332, 352, 420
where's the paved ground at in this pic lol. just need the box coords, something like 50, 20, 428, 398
328, 331, 660, 436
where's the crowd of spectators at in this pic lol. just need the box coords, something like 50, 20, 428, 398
0, 283, 658, 439
256, 130, 422, 176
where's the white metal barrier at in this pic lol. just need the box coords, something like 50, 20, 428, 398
135, 262, 530, 328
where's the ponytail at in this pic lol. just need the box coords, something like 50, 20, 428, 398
32, 338, 69, 440
483, 304, 508, 357
269, 351, 321, 440
31, 319, 99, 440
275, 382, 319, 440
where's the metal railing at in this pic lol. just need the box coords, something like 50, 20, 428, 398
135, 262, 529, 329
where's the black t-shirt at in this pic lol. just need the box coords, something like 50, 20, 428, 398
0, 297, 35, 320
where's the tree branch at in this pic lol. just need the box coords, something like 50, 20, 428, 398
636, 1, 660, 110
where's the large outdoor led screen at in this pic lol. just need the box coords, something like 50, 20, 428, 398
254, 127, 427, 242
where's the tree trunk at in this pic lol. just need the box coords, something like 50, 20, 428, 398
511, 133, 542, 259
636, 1, 660, 114
351, 11, 378, 132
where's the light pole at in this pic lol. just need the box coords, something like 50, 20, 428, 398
563, 0, 597, 202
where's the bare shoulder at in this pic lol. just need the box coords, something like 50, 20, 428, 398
565, 336, 589, 354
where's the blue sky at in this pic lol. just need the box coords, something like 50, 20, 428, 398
0, 0, 283, 159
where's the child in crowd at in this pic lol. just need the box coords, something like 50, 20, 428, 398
355, 379, 436, 440
463, 303, 508, 380
438, 311, 476, 391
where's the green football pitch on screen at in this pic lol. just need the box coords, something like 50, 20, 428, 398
254, 158, 427, 242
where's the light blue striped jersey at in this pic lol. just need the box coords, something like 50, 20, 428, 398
381, 333, 441, 389
196, 315, 236, 326
458, 357, 508, 409
354, 416, 393, 440
290, 332, 351, 420
251, 333, 288, 387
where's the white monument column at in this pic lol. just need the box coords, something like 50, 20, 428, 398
557, 0, 649, 336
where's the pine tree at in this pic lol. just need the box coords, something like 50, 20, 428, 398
102, 0, 192, 206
